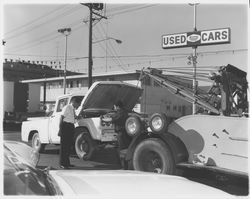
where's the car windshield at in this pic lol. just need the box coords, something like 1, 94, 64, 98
4, 146, 61, 195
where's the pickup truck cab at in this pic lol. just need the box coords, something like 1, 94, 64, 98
21, 81, 142, 160
21, 94, 84, 152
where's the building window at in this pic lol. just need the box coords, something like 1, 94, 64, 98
173, 105, 177, 111
166, 105, 170, 111
70, 81, 73, 88
56, 98, 68, 112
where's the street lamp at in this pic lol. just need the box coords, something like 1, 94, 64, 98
58, 28, 71, 94
92, 37, 122, 44
93, 37, 122, 72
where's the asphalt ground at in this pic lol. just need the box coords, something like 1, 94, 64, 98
3, 124, 249, 196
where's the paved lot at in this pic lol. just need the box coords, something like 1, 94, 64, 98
3, 130, 121, 171
3, 128, 249, 196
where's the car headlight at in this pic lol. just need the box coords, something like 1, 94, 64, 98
149, 113, 169, 134
125, 116, 142, 136
127, 120, 137, 134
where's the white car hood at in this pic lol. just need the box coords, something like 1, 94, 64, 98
49, 170, 231, 198
79, 81, 143, 111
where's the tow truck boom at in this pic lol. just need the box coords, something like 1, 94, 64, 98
141, 64, 248, 116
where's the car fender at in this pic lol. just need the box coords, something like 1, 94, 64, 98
76, 118, 102, 140
168, 114, 248, 174
21, 119, 49, 144
74, 126, 89, 139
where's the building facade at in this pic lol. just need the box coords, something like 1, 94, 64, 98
3, 59, 82, 114
21, 70, 193, 118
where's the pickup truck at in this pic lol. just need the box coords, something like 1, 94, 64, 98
21, 93, 84, 152
21, 81, 142, 160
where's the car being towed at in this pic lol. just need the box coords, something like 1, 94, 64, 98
21, 81, 142, 160
4, 141, 231, 197
74, 81, 143, 159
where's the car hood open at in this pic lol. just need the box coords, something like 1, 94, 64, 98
78, 81, 143, 112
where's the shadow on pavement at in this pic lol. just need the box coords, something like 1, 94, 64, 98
182, 168, 249, 196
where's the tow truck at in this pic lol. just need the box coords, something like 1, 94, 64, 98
120, 64, 248, 178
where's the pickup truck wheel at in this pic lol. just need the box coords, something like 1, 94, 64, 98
75, 132, 95, 160
133, 138, 175, 174
31, 133, 45, 153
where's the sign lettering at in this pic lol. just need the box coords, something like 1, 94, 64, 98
162, 33, 187, 48
162, 28, 230, 49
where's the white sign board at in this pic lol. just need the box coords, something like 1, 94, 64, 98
162, 28, 230, 49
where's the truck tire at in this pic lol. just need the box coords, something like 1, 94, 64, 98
31, 133, 45, 153
75, 132, 95, 160
132, 138, 175, 174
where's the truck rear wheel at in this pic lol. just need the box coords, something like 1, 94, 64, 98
75, 131, 95, 160
132, 138, 175, 174
31, 133, 45, 153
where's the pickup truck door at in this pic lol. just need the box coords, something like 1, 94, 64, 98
48, 98, 69, 144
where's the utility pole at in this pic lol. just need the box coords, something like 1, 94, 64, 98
81, 3, 106, 88
88, 4, 93, 88
190, 3, 199, 115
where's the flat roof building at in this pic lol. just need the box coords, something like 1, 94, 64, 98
21, 70, 193, 118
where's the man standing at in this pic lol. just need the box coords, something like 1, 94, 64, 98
58, 97, 81, 169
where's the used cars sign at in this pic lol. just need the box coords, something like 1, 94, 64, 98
162, 28, 230, 49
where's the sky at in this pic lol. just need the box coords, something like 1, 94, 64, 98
1, 0, 249, 83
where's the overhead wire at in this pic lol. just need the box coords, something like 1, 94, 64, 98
4, 5, 83, 41
107, 4, 156, 17
6, 19, 84, 53
5, 4, 158, 53
4, 5, 68, 36
94, 23, 127, 71
5, 49, 246, 62
4, 4, 247, 74
98, 22, 128, 70
93, 31, 125, 71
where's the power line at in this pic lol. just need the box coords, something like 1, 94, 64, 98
4, 5, 68, 36
4, 5, 82, 40
7, 22, 84, 53
106, 4, 143, 13
4, 48, 247, 62
97, 22, 127, 70
93, 31, 125, 71
107, 4, 156, 17
93, 24, 126, 71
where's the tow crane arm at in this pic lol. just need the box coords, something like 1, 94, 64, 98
141, 65, 248, 116
141, 68, 220, 114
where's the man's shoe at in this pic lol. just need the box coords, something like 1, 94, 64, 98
60, 165, 69, 169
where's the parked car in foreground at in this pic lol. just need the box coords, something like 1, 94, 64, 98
4, 141, 231, 198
